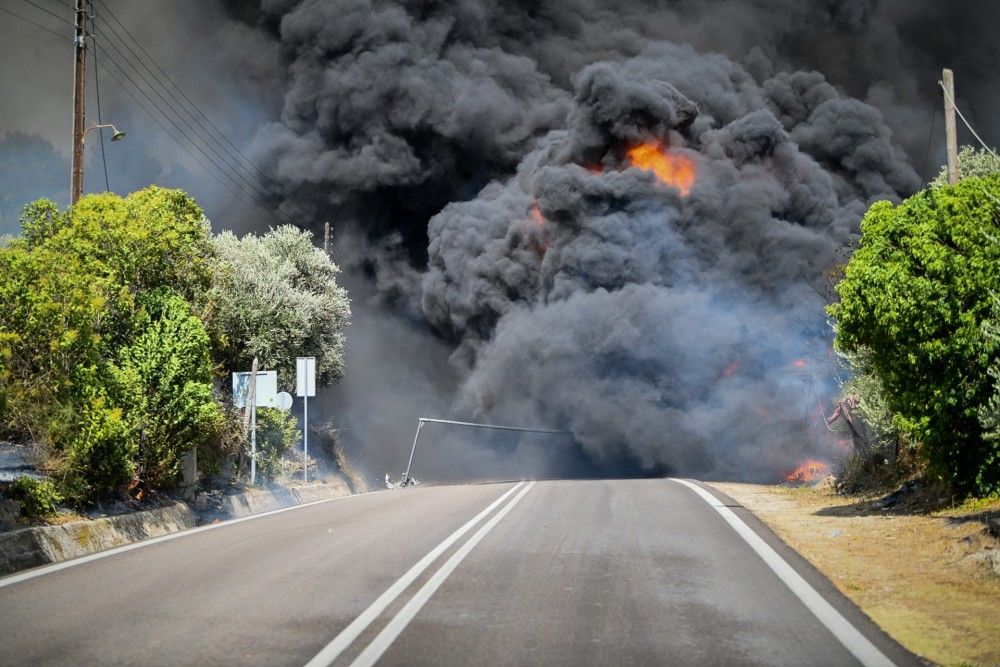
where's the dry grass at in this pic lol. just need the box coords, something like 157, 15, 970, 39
709, 481, 1000, 667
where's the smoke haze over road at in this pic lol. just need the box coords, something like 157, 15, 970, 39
3, 0, 998, 480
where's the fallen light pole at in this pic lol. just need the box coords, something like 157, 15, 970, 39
401, 417, 573, 485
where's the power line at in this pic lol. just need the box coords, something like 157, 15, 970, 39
17, 0, 74, 27
92, 0, 311, 222
939, 80, 1000, 161
93, 44, 283, 228
91, 23, 289, 214
90, 20, 295, 224
88, 2, 109, 192
0, 4, 71, 41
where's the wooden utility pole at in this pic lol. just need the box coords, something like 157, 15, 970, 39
70, 0, 88, 204
942, 68, 960, 185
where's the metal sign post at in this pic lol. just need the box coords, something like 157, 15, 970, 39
296, 357, 316, 483
233, 368, 280, 486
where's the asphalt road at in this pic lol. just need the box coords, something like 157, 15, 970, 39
0, 479, 920, 666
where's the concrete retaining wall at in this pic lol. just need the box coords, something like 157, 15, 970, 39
0, 501, 197, 575
0, 479, 355, 576
221, 479, 352, 519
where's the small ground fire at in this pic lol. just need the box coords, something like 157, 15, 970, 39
785, 459, 831, 484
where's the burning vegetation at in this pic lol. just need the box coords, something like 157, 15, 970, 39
785, 460, 831, 485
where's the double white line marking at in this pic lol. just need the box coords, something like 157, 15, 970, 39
305, 481, 535, 667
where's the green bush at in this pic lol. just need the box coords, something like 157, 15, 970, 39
109, 290, 222, 490
829, 175, 1000, 495
253, 407, 299, 483
981, 309, 1000, 445
0, 187, 221, 503
8, 476, 62, 519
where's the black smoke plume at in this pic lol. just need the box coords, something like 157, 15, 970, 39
235, 0, 989, 480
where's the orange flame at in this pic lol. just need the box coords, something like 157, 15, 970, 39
785, 459, 831, 484
527, 202, 549, 254
791, 358, 808, 369
626, 142, 696, 195
529, 202, 544, 227
722, 360, 740, 378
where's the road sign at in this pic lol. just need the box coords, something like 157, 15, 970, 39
296, 357, 316, 397
232, 371, 278, 409
276, 391, 293, 412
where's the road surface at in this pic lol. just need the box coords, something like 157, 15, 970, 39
0, 479, 919, 666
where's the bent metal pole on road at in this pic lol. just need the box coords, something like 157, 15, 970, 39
402, 417, 573, 483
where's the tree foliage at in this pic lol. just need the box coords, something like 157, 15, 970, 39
830, 175, 1000, 495
212, 226, 350, 389
0, 187, 221, 501
932, 146, 1000, 187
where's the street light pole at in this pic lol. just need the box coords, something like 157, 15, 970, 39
71, 0, 88, 205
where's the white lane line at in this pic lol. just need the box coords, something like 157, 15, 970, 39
672, 479, 894, 667
304, 481, 527, 667
0, 489, 387, 590
349, 481, 535, 667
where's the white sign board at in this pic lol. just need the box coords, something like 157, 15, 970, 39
232, 371, 279, 408
296, 357, 316, 398
275, 391, 293, 412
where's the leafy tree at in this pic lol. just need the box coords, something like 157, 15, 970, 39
932, 146, 1000, 187
830, 175, 1000, 495
212, 226, 350, 389
108, 290, 222, 490
0, 187, 221, 502
981, 315, 1000, 444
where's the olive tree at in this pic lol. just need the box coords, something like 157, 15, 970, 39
211, 226, 351, 390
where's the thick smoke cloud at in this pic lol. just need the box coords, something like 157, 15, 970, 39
418, 44, 916, 478
242, 0, 979, 480
3, 0, 994, 478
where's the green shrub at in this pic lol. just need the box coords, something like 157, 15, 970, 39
0, 187, 221, 503
8, 476, 62, 519
109, 290, 222, 489
253, 407, 299, 483
830, 175, 1000, 495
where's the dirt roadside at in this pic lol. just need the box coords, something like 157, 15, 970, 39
708, 481, 1000, 667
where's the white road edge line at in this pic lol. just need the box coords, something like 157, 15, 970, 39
303, 481, 528, 667
672, 479, 895, 667
349, 481, 536, 667
0, 489, 387, 590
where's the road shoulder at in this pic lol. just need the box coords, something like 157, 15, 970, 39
707, 481, 1000, 667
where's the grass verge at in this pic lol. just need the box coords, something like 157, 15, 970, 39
708, 481, 1000, 667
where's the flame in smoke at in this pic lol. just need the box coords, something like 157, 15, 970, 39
785, 459, 830, 484
791, 358, 808, 369
626, 142, 696, 195
529, 202, 544, 227
527, 202, 549, 254
722, 360, 740, 378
